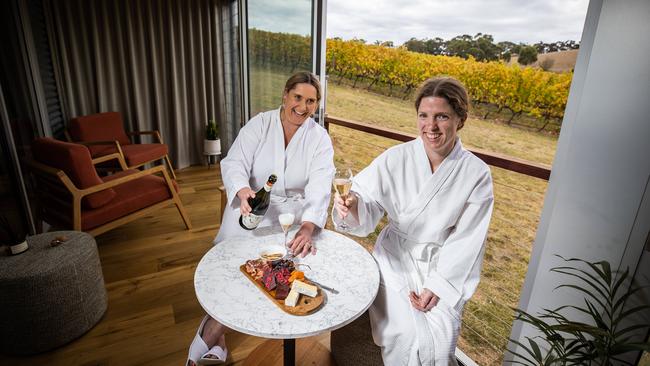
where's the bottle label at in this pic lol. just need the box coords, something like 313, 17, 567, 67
241, 213, 264, 229
264, 183, 272, 192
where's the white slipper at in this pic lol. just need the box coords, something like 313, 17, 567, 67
201, 340, 228, 365
186, 316, 228, 365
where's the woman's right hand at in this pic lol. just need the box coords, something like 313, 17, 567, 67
334, 192, 358, 220
237, 187, 256, 215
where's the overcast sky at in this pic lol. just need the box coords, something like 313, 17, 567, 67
326, 0, 590, 45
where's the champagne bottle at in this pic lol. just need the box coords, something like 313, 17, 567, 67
239, 174, 277, 230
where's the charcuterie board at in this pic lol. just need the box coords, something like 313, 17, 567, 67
239, 264, 325, 315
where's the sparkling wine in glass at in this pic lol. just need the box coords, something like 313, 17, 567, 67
333, 168, 353, 230
279, 213, 295, 257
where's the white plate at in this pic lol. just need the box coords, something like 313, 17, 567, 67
259, 244, 286, 260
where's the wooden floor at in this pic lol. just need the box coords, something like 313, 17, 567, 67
1, 165, 331, 366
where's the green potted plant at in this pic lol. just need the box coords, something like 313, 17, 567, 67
0, 215, 28, 255
507, 255, 650, 365
203, 118, 221, 156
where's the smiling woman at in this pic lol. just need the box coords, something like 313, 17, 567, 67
186, 71, 335, 366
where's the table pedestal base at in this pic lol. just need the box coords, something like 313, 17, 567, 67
243, 337, 334, 366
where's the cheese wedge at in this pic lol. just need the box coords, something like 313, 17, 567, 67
291, 280, 318, 297
284, 288, 300, 307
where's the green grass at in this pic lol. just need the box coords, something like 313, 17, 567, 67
247, 66, 556, 365
326, 80, 555, 366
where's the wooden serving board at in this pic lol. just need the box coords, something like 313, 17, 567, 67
239, 265, 325, 315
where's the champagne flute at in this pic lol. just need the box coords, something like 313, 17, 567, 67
333, 168, 353, 231
278, 213, 295, 257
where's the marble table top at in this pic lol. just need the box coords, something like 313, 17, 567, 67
194, 227, 380, 339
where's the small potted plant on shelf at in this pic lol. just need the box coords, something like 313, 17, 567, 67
204, 118, 221, 156
0, 215, 28, 255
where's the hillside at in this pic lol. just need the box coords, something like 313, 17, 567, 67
510, 49, 578, 72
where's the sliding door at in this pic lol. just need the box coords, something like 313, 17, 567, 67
240, 0, 327, 124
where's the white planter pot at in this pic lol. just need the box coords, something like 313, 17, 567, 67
203, 139, 221, 155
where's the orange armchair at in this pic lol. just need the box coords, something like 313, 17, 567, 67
67, 112, 176, 179
27, 138, 191, 236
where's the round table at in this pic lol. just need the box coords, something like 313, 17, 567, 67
0, 231, 107, 355
194, 227, 379, 365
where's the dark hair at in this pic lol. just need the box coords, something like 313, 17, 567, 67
284, 71, 322, 102
414, 77, 469, 128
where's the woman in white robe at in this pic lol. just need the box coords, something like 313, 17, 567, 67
334, 77, 494, 365
187, 72, 335, 366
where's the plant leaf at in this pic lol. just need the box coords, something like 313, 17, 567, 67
611, 267, 630, 299
612, 285, 648, 315
614, 323, 650, 339
612, 304, 650, 326
609, 342, 650, 353
552, 266, 609, 298
507, 339, 543, 365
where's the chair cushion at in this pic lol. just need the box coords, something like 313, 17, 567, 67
87, 143, 168, 167
79, 170, 178, 231
69, 112, 131, 146
32, 138, 116, 209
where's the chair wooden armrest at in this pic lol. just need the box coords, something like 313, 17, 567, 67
127, 130, 163, 144
218, 184, 226, 224
91, 152, 128, 171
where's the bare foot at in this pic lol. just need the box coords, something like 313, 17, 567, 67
201, 318, 227, 349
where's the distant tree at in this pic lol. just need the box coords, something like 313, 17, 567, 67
404, 37, 427, 53
473, 33, 501, 61
403, 37, 445, 55
498, 41, 520, 61
534, 40, 580, 54
518, 45, 538, 65
424, 37, 445, 55
446, 33, 500, 61
401, 34, 573, 62
446, 34, 473, 59
374, 40, 394, 47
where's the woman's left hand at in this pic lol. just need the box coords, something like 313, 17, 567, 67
409, 289, 439, 312
288, 221, 317, 258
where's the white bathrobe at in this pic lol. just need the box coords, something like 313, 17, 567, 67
334, 137, 493, 365
215, 108, 335, 243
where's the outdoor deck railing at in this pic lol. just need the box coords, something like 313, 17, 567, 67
325, 115, 551, 180
324, 114, 551, 365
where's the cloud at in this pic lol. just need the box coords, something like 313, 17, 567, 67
326, 0, 589, 45
248, 0, 313, 36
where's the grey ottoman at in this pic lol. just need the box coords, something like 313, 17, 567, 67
0, 231, 107, 355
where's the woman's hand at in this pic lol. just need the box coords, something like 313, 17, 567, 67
409, 289, 439, 312
236, 187, 256, 215
334, 192, 358, 220
288, 221, 316, 258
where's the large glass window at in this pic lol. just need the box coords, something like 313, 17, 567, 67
246, 0, 313, 116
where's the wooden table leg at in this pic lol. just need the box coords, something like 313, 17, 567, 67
283, 339, 295, 366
